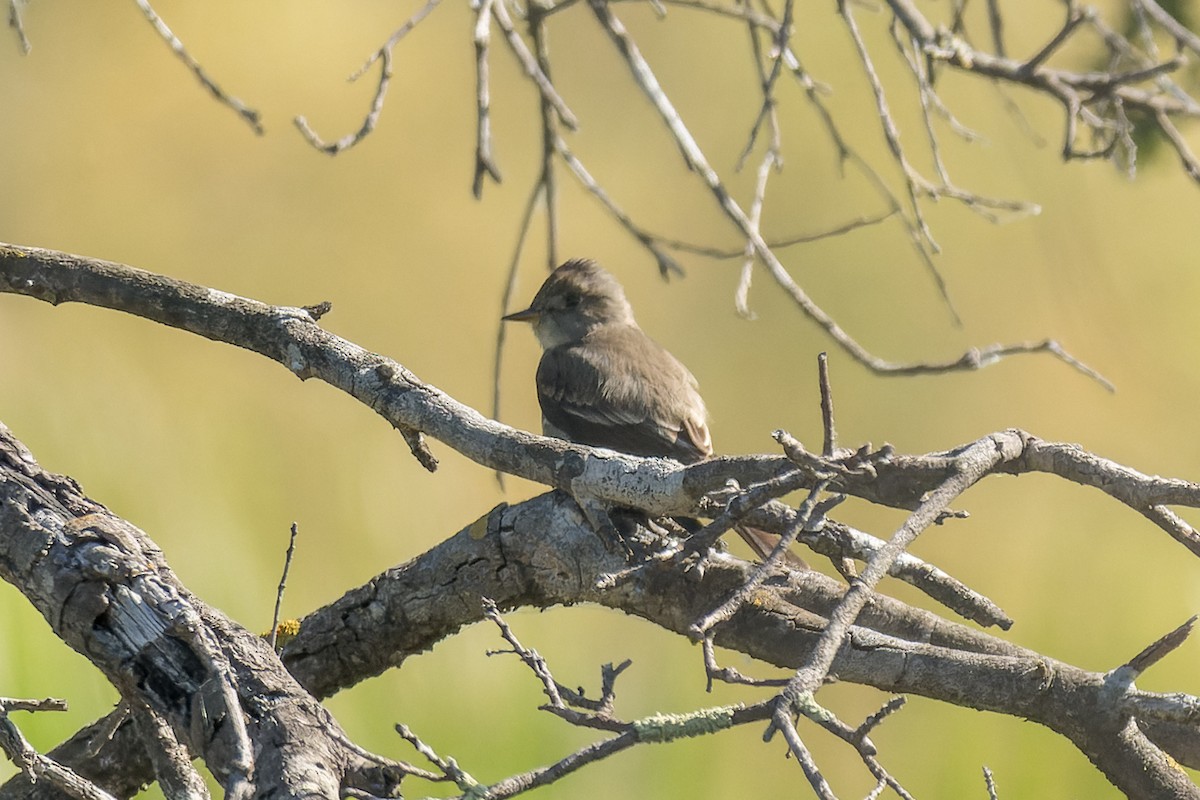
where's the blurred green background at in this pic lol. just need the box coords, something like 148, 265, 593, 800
2, 1, 1199, 797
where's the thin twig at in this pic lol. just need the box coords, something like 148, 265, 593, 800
691, 482, 834, 636
818, 353, 836, 457
1138, 0, 1200, 56
1154, 108, 1200, 183
890, 26, 1032, 228
734, 0, 788, 318
8, 0, 29, 54
481, 732, 641, 798
395, 723, 483, 793
985, 0, 1005, 57
1122, 616, 1196, 676
0, 699, 119, 800
771, 703, 836, 799
492, 181, 546, 488
131, 0, 262, 134
553, 134, 683, 276
295, 0, 440, 155
771, 434, 1018, 715
1019, 5, 1091, 75
484, 598, 567, 709
483, 599, 631, 728
530, 3, 561, 268
658, 210, 895, 259
700, 635, 790, 690
589, 0, 1103, 386
0, 698, 68, 713
83, 704, 131, 760
352, 0, 443, 80
838, 0, 942, 262
490, 0, 579, 130
656, 0, 785, 30
734, 0, 791, 172
983, 766, 1000, 800
269, 522, 300, 651
295, 46, 395, 155
856, 696, 906, 739
472, 0, 503, 197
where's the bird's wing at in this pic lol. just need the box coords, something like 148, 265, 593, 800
536, 326, 712, 463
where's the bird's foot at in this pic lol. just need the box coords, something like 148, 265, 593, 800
576, 496, 637, 560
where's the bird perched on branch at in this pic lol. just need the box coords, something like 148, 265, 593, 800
503, 258, 802, 566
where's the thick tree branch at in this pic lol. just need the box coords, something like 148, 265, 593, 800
0, 424, 415, 797
9, 476, 1196, 798
287, 491, 1200, 797
4, 244, 1200, 797
3, 243, 1198, 597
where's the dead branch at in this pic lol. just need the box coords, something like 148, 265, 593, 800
56, 2, 1198, 386
3, 244, 1200, 797
131, 0, 262, 134
0, 425, 416, 797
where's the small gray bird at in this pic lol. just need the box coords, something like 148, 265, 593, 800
503, 258, 799, 565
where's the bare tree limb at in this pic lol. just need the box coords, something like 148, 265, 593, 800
584, 0, 1110, 387
131, 0, 262, 134
7, 0, 29, 54
0, 424, 419, 797
294, 0, 440, 155
0, 699, 116, 800
472, 0, 503, 197
3, 244, 1200, 796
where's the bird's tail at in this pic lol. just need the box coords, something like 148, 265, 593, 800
734, 525, 809, 570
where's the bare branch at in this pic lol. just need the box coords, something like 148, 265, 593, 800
131, 0, 262, 134
7, 0, 29, 54
1124, 616, 1196, 675
656, 209, 895, 260
492, 180, 547, 486
1138, 0, 1200, 55
529, 4, 561, 269
127, 703, 210, 800
691, 482, 834, 636
818, 352, 836, 457
0, 425, 416, 797
490, 0, 579, 131
0, 698, 118, 800
394, 723, 483, 795
295, 42, 396, 155
733, 0, 788, 317
1154, 107, 1200, 182
268, 522, 300, 651
5, 245, 1200, 796
776, 433, 1015, 706
1018, 5, 1092, 75
553, 135, 683, 276
294, 0, 440, 155
839, 0, 942, 263
770, 702, 836, 799
584, 0, 1105, 386
983, 766, 1000, 800
472, 0, 503, 197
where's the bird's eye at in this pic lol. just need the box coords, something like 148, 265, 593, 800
562, 292, 581, 308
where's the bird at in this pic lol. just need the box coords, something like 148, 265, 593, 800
503, 258, 802, 566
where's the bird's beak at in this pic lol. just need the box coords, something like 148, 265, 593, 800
502, 306, 540, 322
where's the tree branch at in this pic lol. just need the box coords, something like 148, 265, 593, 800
0, 424, 414, 797
3, 243, 1200, 797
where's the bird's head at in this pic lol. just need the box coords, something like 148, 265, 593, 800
503, 259, 636, 348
